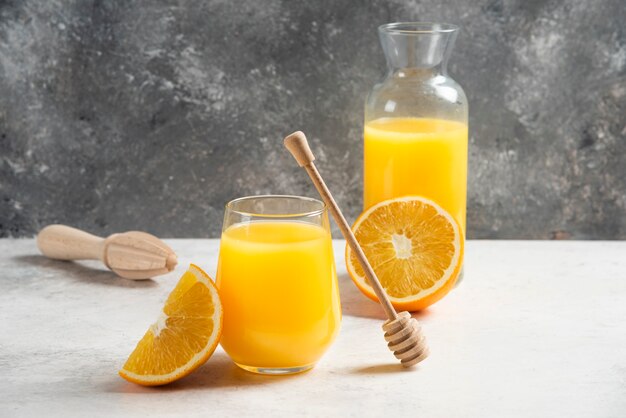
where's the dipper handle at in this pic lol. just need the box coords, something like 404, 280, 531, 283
284, 131, 397, 321
284, 131, 429, 368
284, 131, 315, 167
37, 224, 104, 261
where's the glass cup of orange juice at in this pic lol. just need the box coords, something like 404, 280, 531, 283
216, 195, 341, 375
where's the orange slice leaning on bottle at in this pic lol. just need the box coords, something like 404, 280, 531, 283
346, 196, 463, 311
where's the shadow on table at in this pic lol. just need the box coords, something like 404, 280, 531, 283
351, 362, 424, 375
338, 272, 433, 321
104, 352, 303, 393
13, 255, 158, 289
338, 272, 387, 320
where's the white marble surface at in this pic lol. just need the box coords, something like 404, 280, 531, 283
1, 239, 625, 417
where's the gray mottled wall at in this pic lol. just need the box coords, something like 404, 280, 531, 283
1, 0, 625, 239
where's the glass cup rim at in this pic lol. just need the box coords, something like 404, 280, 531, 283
225, 194, 327, 218
379, 22, 459, 35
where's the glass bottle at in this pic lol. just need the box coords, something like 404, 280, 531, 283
364, 22, 468, 239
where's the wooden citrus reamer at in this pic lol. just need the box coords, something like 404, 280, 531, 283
37, 225, 178, 280
284, 131, 428, 367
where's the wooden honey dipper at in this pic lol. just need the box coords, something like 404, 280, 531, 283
284, 131, 429, 368
37, 225, 177, 280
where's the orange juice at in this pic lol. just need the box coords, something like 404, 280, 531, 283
216, 221, 340, 370
364, 117, 468, 231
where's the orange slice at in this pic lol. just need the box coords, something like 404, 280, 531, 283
346, 196, 463, 311
119, 264, 223, 386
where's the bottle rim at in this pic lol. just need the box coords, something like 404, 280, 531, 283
379, 22, 459, 35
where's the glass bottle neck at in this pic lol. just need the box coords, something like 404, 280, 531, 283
379, 22, 458, 75
391, 67, 445, 79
